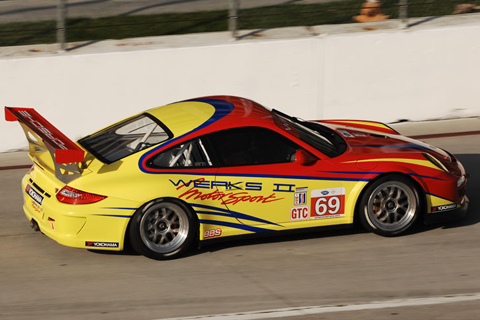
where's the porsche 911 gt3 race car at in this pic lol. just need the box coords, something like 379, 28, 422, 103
5, 96, 469, 259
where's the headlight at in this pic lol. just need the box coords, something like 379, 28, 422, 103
423, 153, 449, 172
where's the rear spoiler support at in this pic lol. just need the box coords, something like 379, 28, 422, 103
44, 143, 82, 176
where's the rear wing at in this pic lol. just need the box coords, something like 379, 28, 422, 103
5, 107, 85, 180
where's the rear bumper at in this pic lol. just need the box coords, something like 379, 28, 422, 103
22, 174, 137, 251
424, 196, 469, 225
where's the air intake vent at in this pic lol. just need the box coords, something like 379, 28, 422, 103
369, 133, 390, 139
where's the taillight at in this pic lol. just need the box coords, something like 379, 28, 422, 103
56, 186, 107, 204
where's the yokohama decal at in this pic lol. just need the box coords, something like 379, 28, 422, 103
311, 187, 345, 219
432, 203, 457, 212
85, 241, 119, 248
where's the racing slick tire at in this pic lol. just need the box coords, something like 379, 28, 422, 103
129, 199, 197, 260
359, 175, 420, 236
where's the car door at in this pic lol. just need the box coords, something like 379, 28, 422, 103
207, 127, 349, 232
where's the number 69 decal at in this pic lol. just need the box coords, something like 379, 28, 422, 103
311, 187, 345, 219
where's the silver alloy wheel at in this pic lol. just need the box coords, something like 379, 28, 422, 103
139, 202, 189, 254
365, 181, 417, 232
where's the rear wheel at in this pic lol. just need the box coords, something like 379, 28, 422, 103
129, 200, 196, 259
359, 175, 420, 236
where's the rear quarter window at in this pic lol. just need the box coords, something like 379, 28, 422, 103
79, 114, 171, 163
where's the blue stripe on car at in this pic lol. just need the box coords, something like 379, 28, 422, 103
408, 173, 446, 181
199, 219, 273, 233
93, 214, 132, 218
139, 98, 235, 173
426, 193, 455, 203
316, 171, 446, 181
317, 171, 385, 175
191, 203, 282, 227
139, 170, 372, 181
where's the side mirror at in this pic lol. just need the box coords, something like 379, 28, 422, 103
295, 149, 317, 166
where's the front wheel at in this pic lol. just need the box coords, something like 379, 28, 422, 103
129, 200, 196, 259
359, 175, 421, 236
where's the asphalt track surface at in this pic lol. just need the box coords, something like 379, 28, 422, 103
0, 0, 344, 23
1, 131, 480, 320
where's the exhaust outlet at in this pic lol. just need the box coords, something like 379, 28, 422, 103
30, 219, 40, 232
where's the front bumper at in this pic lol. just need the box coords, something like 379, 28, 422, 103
424, 196, 469, 225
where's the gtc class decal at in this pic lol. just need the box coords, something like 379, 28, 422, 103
311, 187, 345, 219
291, 206, 309, 221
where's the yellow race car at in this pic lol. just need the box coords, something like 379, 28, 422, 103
5, 96, 468, 259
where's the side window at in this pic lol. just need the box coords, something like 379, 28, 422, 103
148, 138, 213, 168
208, 127, 298, 166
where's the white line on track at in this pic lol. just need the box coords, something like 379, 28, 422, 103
156, 292, 480, 320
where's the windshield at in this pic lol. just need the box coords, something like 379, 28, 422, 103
272, 110, 346, 158
79, 114, 171, 164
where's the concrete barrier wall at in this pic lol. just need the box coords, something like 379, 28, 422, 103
323, 24, 480, 121
1, 22, 479, 153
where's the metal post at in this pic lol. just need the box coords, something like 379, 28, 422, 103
229, 0, 239, 39
57, 0, 67, 51
399, 0, 408, 29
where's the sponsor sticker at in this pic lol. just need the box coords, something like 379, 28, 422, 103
178, 186, 283, 205
432, 203, 457, 213
203, 228, 222, 239
85, 241, 119, 248
291, 206, 309, 221
294, 187, 308, 205
311, 187, 345, 219
26, 184, 44, 205
30, 202, 42, 214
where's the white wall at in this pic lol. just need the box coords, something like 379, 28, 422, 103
322, 25, 480, 121
1, 22, 479, 153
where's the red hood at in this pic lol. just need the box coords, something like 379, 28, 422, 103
321, 122, 461, 175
